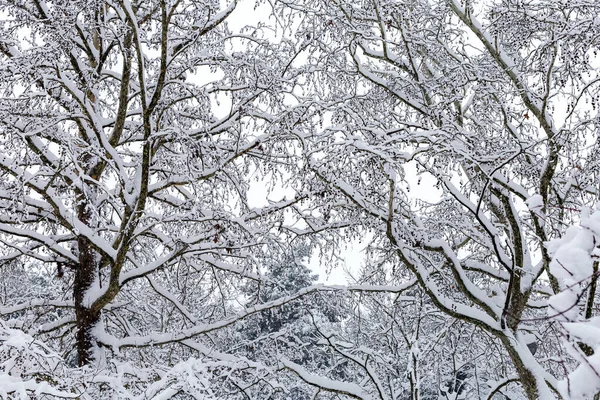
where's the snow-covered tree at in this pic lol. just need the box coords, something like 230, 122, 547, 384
272, 0, 600, 398
0, 0, 311, 371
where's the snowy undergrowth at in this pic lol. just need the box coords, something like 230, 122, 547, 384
0, 321, 255, 399
0, 321, 79, 399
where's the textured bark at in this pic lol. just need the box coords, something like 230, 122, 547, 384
501, 336, 539, 400
73, 182, 101, 366
74, 235, 100, 366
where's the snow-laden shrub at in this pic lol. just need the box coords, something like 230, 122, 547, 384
547, 210, 600, 399
0, 321, 80, 399
0, 321, 280, 399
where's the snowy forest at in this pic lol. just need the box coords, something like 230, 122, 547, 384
1, 0, 600, 398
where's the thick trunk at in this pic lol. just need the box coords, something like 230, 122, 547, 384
74, 236, 100, 366
75, 303, 100, 366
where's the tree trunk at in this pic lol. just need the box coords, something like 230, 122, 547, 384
501, 336, 540, 400
74, 235, 100, 366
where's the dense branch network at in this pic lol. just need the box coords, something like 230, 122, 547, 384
1, 0, 600, 399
